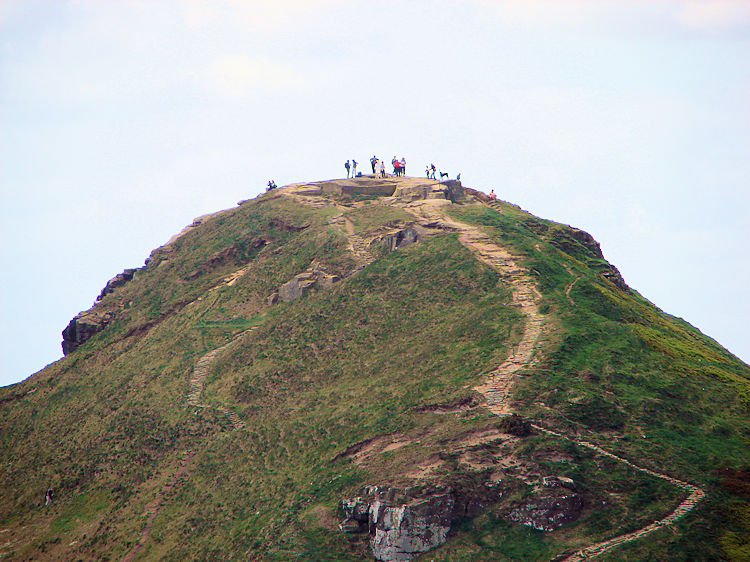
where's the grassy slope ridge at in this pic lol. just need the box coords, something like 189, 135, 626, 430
0, 185, 748, 560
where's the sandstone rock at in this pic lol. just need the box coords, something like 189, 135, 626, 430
342, 497, 371, 523
61, 310, 114, 355
96, 268, 138, 301
392, 180, 466, 203
320, 179, 397, 198
266, 292, 279, 306
380, 226, 420, 252
276, 269, 340, 303
278, 273, 318, 302
339, 481, 508, 560
506, 491, 582, 531
370, 493, 454, 561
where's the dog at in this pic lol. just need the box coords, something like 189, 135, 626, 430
439, 171, 449, 179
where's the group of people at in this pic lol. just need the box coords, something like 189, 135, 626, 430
345, 155, 405, 178
391, 156, 407, 176
342, 155, 463, 182
370, 155, 387, 178
344, 159, 359, 178
424, 163, 460, 181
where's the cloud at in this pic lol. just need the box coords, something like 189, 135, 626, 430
676, 0, 750, 31
476, 0, 623, 29
182, 0, 346, 33
208, 54, 305, 98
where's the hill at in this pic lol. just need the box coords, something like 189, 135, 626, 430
1, 176, 749, 560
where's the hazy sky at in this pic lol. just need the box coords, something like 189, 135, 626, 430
2, 0, 749, 386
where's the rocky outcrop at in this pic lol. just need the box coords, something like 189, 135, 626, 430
506, 478, 582, 531
62, 310, 115, 355
370, 493, 454, 561
96, 268, 138, 301
320, 179, 397, 198
600, 264, 629, 292
340, 486, 457, 561
392, 180, 466, 203
63, 265, 139, 354
379, 226, 420, 252
275, 265, 340, 303
339, 482, 504, 561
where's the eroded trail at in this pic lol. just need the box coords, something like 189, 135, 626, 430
534, 425, 706, 561
401, 198, 704, 560
402, 200, 547, 415
187, 328, 256, 430
121, 450, 194, 562
120, 330, 253, 560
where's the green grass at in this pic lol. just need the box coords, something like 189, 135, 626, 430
1, 190, 748, 560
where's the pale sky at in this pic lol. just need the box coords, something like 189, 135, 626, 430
1, 0, 749, 386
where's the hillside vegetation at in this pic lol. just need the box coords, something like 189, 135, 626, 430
1, 177, 748, 560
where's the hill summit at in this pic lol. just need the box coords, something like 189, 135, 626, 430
1, 175, 749, 560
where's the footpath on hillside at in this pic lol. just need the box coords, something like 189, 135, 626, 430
387, 184, 705, 560
124, 176, 704, 561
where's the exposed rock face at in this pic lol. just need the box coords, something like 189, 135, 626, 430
370, 494, 454, 561
392, 180, 466, 203
96, 268, 138, 301
506, 482, 582, 531
601, 264, 629, 292
380, 226, 420, 252
340, 486, 457, 561
62, 310, 114, 355
277, 267, 340, 302
320, 179, 397, 198
339, 482, 504, 561
63, 266, 139, 354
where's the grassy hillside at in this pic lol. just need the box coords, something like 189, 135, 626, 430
1, 179, 748, 560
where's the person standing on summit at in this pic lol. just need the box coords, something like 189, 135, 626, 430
370, 155, 378, 174
352, 159, 358, 177
344, 159, 350, 178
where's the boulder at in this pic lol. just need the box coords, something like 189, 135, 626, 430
380, 226, 420, 253
370, 494, 454, 561
276, 269, 340, 303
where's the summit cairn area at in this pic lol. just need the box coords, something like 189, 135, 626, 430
282, 176, 466, 203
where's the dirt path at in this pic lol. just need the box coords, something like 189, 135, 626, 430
565, 276, 579, 306
402, 197, 705, 559
337, 215, 375, 268
121, 450, 194, 562
401, 200, 547, 415
120, 329, 253, 560
533, 424, 705, 561
187, 329, 256, 430
274, 181, 705, 559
